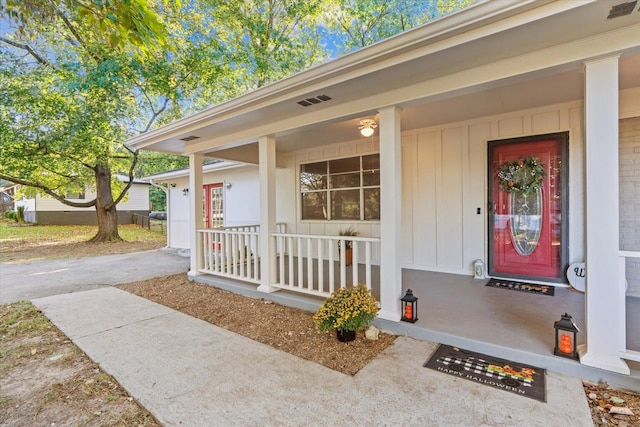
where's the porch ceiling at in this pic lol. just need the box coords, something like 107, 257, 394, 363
127, 0, 640, 159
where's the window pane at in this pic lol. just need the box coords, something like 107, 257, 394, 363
302, 192, 327, 220
300, 162, 327, 192
330, 172, 360, 189
364, 188, 380, 220
301, 161, 326, 175
362, 154, 379, 171
363, 170, 379, 187
331, 189, 360, 220
329, 157, 359, 174
210, 188, 224, 228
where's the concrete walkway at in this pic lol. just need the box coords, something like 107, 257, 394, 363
0, 249, 189, 304
33, 287, 594, 427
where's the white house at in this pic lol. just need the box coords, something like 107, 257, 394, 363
14, 175, 150, 225
143, 161, 263, 250
128, 0, 640, 381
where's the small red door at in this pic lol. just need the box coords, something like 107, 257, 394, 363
489, 134, 567, 281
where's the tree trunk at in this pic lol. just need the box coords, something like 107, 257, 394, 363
89, 164, 122, 242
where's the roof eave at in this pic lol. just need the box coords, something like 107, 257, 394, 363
127, 0, 592, 150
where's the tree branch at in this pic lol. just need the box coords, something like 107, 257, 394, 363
56, 10, 102, 64
141, 97, 170, 133
0, 36, 51, 66
0, 173, 97, 208
107, 149, 139, 209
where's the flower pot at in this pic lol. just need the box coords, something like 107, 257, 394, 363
336, 329, 356, 342
338, 247, 353, 266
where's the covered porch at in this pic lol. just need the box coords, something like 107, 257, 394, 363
129, 0, 640, 381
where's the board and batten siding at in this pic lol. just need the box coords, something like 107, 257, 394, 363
401, 100, 586, 276
282, 100, 587, 275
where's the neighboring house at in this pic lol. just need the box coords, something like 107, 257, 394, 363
0, 184, 16, 215
14, 175, 150, 225
143, 161, 263, 250
129, 1, 640, 378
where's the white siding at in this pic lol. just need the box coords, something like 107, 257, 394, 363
169, 87, 640, 276
166, 166, 262, 249
400, 100, 586, 276
282, 100, 588, 273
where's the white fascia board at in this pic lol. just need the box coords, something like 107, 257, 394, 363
141, 161, 247, 182
128, 0, 591, 150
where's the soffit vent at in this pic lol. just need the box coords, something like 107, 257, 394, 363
607, 1, 637, 19
179, 135, 201, 141
297, 94, 332, 107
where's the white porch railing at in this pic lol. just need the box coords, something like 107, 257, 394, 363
198, 223, 286, 284
198, 226, 380, 299
619, 250, 640, 363
271, 233, 380, 298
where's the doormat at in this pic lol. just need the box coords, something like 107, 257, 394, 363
423, 344, 546, 402
485, 278, 555, 296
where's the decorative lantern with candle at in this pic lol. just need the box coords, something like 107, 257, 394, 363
400, 289, 418, 323
554, 313, 579, 360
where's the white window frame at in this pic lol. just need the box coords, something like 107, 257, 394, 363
299, 153, 380, 222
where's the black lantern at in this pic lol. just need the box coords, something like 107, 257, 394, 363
554, 313, 579, 360
401, 289, 418, 323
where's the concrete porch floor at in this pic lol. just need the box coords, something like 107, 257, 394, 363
192, 267, 640, 392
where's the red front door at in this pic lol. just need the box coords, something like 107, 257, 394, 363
488, 133, 568, 281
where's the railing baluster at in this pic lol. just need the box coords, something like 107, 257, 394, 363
277, 235, 283, 285
317, 239, 323, 294
329, 240, 335, 294
288, 236, 294, 288
207, 232, 212, 271
201, 231, 207, 270
340, 239, 346, 289
239, 234, 245, 278
214, 232, 218, 271
307, 238, 313, 291
234, 233, 239, 276
224, 233, 230, 274
352, 241, 359, 286
366, 242, 372, 290
297, 237, 303, 289
252, 233, 258, 280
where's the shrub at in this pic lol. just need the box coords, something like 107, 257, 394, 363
313, 284, 379, 332
5, 211, 16, 220
16, 206, 25, 223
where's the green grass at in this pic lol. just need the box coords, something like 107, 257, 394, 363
0, 220, 166, 263
0, 301, 53, 338
0, 222, 165, 243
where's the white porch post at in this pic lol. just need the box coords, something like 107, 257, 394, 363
580, 56, 629, 374
378, 106, 402, 321
257, 136, 277, 293
187, 153, 204, 277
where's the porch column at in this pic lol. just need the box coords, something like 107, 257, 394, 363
580, 56, 629, 374
378, 106, 402, 321
257, 136, 277, 293
188, 153, 204, 277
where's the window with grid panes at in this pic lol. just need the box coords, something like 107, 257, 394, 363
300, 154, 379, 221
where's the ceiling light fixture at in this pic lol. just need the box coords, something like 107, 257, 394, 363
359, 119, 377, 137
